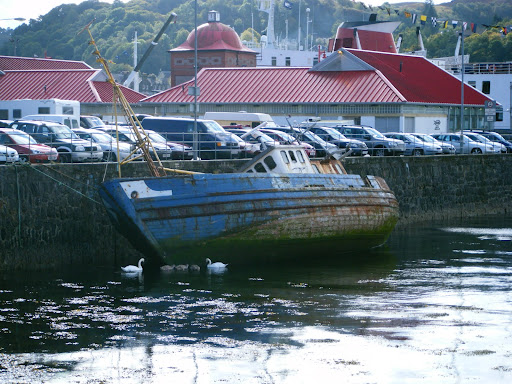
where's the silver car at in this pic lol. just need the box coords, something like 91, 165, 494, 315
384, 132, 442, 156
73, 128, 141, 162
0, 144, 19, 163
431, 133, 489, 154
462, 131, 504, 153
411, 133, 456, 155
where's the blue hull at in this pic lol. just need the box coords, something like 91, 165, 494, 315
99, 173, 399, 265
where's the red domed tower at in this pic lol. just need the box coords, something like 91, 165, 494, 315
169, 11, 257, 86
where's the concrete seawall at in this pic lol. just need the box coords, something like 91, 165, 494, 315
1, 155, 511, 270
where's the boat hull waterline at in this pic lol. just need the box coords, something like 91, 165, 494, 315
99, 173, 399, 265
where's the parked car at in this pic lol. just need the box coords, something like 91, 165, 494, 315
335, 125, 405, 156
226, 128, 280, 152
73, 127, 141, 162
259, 128, 317, 157
410, 133, 456, 155
144, 130, 194, 160
384, 132, 442, 156
461, 131, 505, 153
272, 126, 339, 157
10, 120, 103, 163
80, 115, 106, 129
0, 128, 58, 163
228, 132, 262, 158
0, 144, 19, 164
140, 117, 241, 159
307, 126, 369, 156
431, 133, 489, 154
473, 131, 512, 153
98, 126, 173, 161
21, 114, 80, 129
0, 120, 13, 128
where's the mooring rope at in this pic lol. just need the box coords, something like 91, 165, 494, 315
24, 164, 101, 205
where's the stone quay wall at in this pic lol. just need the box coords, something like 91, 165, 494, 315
1, 154, 511, 270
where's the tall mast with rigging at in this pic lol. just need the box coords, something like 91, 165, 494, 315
78, 20, 166, 178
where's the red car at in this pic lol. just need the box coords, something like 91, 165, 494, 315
0, 128, 59, 163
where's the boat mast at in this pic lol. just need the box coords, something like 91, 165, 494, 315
78, 20, 166, 178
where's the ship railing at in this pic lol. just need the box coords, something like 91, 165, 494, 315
445, 61, 512, 75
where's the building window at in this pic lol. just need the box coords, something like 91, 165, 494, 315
13, 109, 21, 119
38, 107, 50, 114
482, 81, 491, 94
0, 110, 7, 119
285, 57, 291, 66
468, 81, 476, 88
271, 57, 277, 66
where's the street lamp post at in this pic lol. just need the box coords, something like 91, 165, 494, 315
306, 8, 310, 51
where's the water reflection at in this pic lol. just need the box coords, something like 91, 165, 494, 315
1, 216, 512, 382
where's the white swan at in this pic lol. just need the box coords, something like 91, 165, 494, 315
175, 264, 189, 271
206, 258, 228, 269
121, 258, 144, 273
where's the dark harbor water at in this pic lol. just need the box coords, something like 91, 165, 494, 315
1, 215, 512, 383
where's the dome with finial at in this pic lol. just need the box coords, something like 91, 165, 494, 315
171, 11, 255, 53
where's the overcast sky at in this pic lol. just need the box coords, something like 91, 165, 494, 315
0, 0, 445, 30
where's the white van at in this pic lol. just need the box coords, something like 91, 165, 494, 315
203, 111, 277, 128
21, 114, 80, 129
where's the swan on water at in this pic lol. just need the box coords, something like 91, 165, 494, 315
160, 264, 175, 272
121, 258, 144, 273
175, 264, 189, 271
189, 264, 201, 272
206, 258, 228, 269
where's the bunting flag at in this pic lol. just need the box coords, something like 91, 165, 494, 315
347, 1, 510, 37
283, 0, 292, 10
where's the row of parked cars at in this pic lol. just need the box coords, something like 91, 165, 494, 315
1, 114, 511, 164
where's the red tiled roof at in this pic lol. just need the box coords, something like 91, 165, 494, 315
347, 49, 489, 105
0, 70, 145, 103
144, 49, 490, 106
0, 55, 91, 71
92, 81, 146, 103
143, 67, 404, 103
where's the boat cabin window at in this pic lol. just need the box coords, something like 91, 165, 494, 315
296, 150, 305, 163
311, 164, 319, 174
254, 163, 267, 173
335, 164, 343, 174
288, 150, 297, 163
280, 150, 290, 164
263, 156, 277, 170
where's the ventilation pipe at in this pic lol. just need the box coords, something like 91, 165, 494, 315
416, 27, 424, 51
396, 34, 403, 52
353, 28, 362, 50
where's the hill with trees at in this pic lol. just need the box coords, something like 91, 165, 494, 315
1, 0, 511, 83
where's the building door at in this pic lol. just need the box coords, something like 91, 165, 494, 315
375, 117, 400, 133
404, 117, 415, 133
